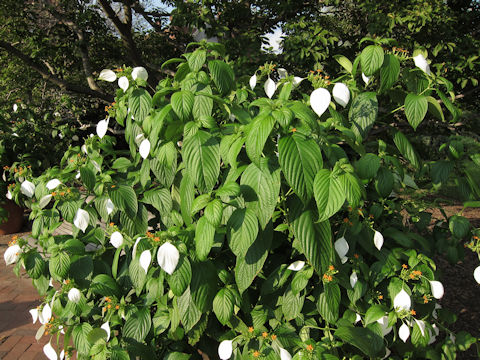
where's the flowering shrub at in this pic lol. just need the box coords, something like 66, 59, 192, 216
3, 41, 478, 359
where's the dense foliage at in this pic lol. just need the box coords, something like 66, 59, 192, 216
3, 41, 479, 359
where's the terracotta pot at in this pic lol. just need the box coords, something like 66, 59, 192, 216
0, 199, 24, 235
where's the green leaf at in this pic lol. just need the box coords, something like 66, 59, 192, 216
436, 89, 458, 121
216, 181, 240, 197
87, 328, 108, 345
179, 171, 194, 225
393, 130, 420, 169
235, 223, 272, 293
291, 266, 314, 295
167, 256, 192, 296
349, 92, 378, 142
208, 60, 235, 95
375, 167, 394, 198
171, 90, 194, 121
73, 323, 93, 355
112, 157, 132, 171
151, 141, 177, 188
289, 197, 333, 275
245, 114, 275, 165
213, 288, 235, 325
90, 274, 121, 298
129, 256, 147, 293
129, 88, 152, 124
195, 216, 216, 260
355, 153, 381, 179
143, 187, 172, 218
364, 305, 386, 325
360, 45, 384, 76
431, 160, 453, 186
49, 252, 70, 281
426, 96, 445, 122
313, 169, 345, 221
80, 166, 96, 191
190, 261, 217, 312
227, 208, 259, 257
123, 308, 152, 342
193, 94, 214, 121
334, 55, 353, 73
164, 352, 190, 360
278, 133, 323, 203
379, 54, 400, 93
187, 49, 206, 72
334, 326, 383, 357
177, 287, 202, 332
25, 252, 45, 279
109, 185, 138, 219
338, 172, 364, 208
449, 215, 470, 238
240, 158, 281, 229
404, 93, 428, 130
204, 199, 223, 227
183, 130, 220, 193
317, 283, 340, 324
289, 101, 317, 131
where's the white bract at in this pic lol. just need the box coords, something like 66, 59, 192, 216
39, 194, 53, 208
96, 117, 109, 138
474, 266, 480, 284
118, 76, 129, 91
277, 68, 288, 79
354, 313, 362, 324
373, 230, 384, 250
279, 348, 292, 360
413, 54, 431, 75
132, 66, 148, 81
140, 250, 152, 274
362, 73, 370, 85
415, 319, 426, 336
43, 342, 58, 360
99, 69, 116, 82
110, 231, 124, 248
4, 244, 21, 265
334, 236, 349, 261
292, 77, 304, 87
394, 289, 411, 311
73, 208, 90, 233
139, 139, 151, 159
101, 321, 111, 341
46, 179, 61, 190
287, 260, 305, 271
132, 237, 142, 259
6, 190, 12, 200
30, 308, 38, 324
264, 77, 276, 98
157, 242, 180, 275
20, 180, 35, 198
68, 288, 81, 303
377, 315, 392, 336
13, 103, 18, 112
40, 304, 52, 324
218, 340, 233, 360
249, 74, 257, 90
310, 88, 331, 117
106, 198, 114, 215
429, 280, 444, 299
350, 271, 358, 288
332, 83, 350, 107
399, 323, 410, 342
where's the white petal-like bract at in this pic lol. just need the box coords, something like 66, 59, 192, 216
413, 54, 431, 75
287, 260, 305, 271
415, 319, 426, 337
334, 236, 349, 259
39, 194, 53, 208
96, 118, 109, 139
132, 237, 142, 259
106, 198, 114, 215
157, 242, 180, 275
277, 68, 288, 79
4, 244, 21, 265
394, 289, 411, 311
132, 66, 148, 81
20, 180, 35, 198
264, 77, 276, 98
399, 323, 410, 342
41, 304, 52, 324
377, 315, 392, 336
218, 340, 233, 360
362, 73, 370, 85
6, 190, 12, 200
373, 230, 384, 250
354, 313, 362, 324
140, 250, 152, 274
332, 83, 350, 107
110, 231, 124, 248
429, 280, 444, 299
474, 266, 480, 284
139, 139, 151, 159
43, 342, 58, 360
101, 321, 111, 341
30, 308, 39, 324
350, 271, 358, 288
13, 103, 18, 112
310, 88, 331, 117
279, 348, 292, 360
118, 76, 129, 91
73, 208, 89, 233
99, 69, 116, 82
292, 77, 304, 87
249, 74, 257, 90
46, 179, 61, 190
68, 288, 81, 303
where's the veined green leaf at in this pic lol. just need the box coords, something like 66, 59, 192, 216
195, 216, 216, 260
171, 90, 194, 121
349, 92, 378, 142
123, 308, 151, 342
187, 49, 206, 72
227, 208, 259, 257
360, 45, 384, 76
129, 88, 152, 123
245, 113, 275, 165
313, 169, 346, 221
404, 93, 428, 130
213, 288, 235, 325
393, 130, 420, 169
379, 54, 400, 93
208, 60, 235, 95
